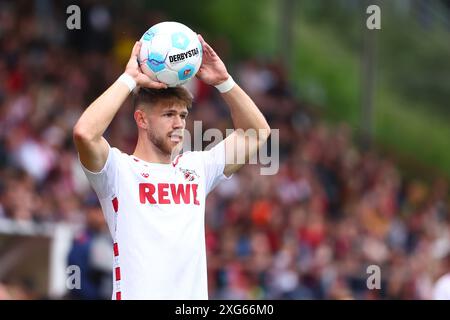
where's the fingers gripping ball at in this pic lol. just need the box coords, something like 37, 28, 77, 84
138, 22, 203, 87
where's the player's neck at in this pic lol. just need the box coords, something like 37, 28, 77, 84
133, 137, 171, 164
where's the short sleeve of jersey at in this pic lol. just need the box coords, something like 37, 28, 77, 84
79, 146, 121, 200
200, 140, 232, 195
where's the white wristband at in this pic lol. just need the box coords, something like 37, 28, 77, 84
118, 73, 137, 92
215, 76, 235, 93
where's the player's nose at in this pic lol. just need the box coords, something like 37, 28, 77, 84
172, 115, 184, 128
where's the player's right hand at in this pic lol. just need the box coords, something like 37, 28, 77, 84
125, 41, 167, 89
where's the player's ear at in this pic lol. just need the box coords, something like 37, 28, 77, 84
134, 109, 149, 129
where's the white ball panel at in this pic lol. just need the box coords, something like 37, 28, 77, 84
156, 70, 179, 87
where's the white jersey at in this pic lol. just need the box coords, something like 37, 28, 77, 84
80, 141, 230, 300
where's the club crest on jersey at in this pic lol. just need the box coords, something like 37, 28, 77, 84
179, 168, 199, 182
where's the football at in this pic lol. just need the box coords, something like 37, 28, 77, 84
138, 21, 203, 87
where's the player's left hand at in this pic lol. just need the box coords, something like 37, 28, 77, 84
196, 34, 230, 86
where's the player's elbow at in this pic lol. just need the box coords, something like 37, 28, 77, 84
73, 121, 95, 144
259, 123, 271, 143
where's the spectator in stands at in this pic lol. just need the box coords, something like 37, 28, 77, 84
66, 196, 112, 300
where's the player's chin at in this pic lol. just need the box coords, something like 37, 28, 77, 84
167, 138, 183, 151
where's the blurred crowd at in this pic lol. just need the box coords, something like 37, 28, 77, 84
0, 1, 449, 299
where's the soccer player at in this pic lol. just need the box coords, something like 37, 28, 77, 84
73, 34, 271, 299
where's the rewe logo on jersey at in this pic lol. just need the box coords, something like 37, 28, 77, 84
139, 183, 200, 205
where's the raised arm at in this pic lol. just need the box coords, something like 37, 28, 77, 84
73, 41, 167, 172
196, 35, 271, 177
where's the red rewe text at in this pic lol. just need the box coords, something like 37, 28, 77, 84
139, 183, 200, 205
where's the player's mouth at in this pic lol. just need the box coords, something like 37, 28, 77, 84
169, 132, 183, 143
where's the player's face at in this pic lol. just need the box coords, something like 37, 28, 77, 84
145, 103, 188, 156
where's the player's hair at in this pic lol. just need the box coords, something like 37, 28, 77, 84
132, 86, 193, 111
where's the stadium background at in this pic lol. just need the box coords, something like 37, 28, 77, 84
0, 0, 449, 299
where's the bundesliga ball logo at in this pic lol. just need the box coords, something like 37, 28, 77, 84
138, 21, 203, 87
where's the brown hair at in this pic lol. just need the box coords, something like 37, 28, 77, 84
132, 86, 193, 110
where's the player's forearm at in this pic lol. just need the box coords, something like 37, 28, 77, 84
221, 84, 271, 140
74, 79, 130, 142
